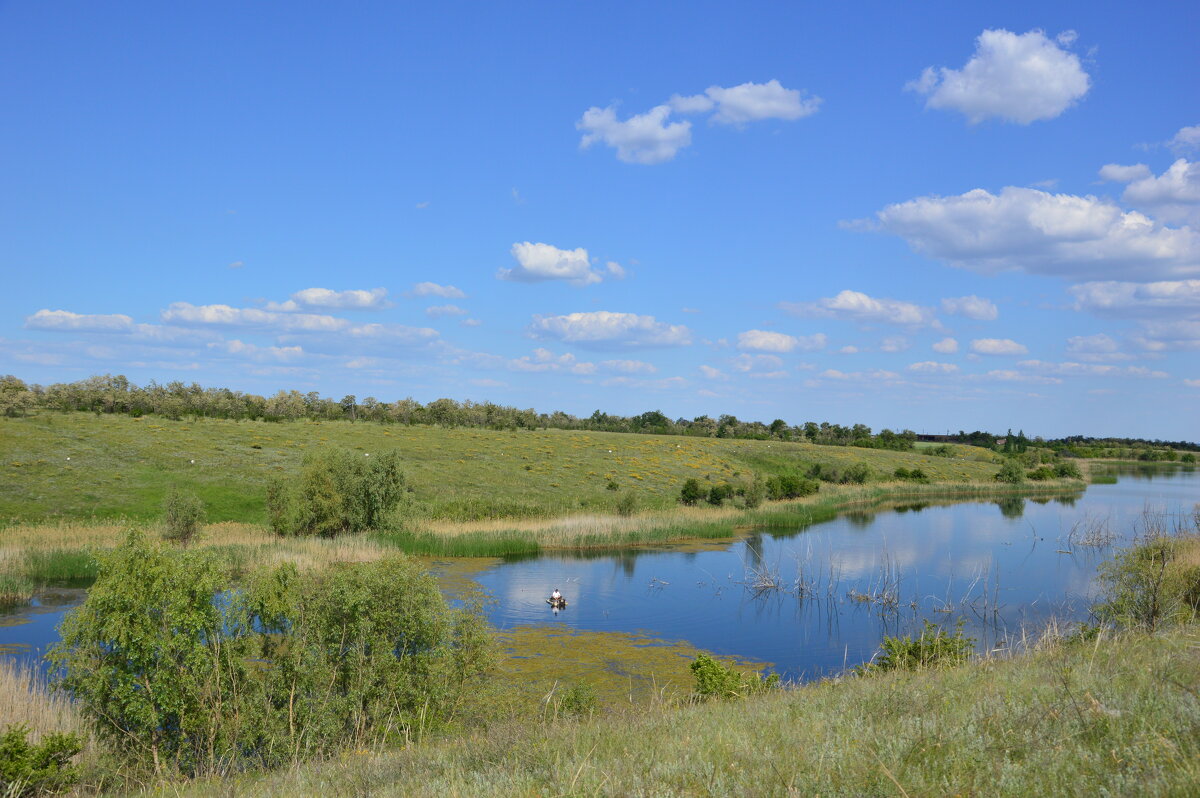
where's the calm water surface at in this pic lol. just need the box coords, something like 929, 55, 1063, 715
3, 465, 1196, 681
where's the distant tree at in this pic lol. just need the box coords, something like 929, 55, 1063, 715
267, 447, 407, 537
679, 479, 704, 506
162, 486, 206, 547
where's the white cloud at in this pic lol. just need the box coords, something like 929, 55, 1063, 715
1168, 125, 1200, 154
461, 318, 482, 327
1184, 378, 1200, 388
508, 348, 595, 375
267, 287, 389, 311
605, 261, 627, 279
529, 311, 692, 348
977, 370, 1062, 385
736, 329, 826, 352
1101, 159, 1200, 226
206, 340, 304, 362
818, 369, 901, 381
907, 361, 959, 374
425, 304, 468, 318
698, 365, 726, 380
1069, 280, 1200, 317
672, 79, 822, 125
498, 242, 602, 286
26, 309, 134, 333
1132, 320, 1200, 351
731, 353, 784, 372
870, 186, 1200, 281
602, 359, 658, 375
839, 345, 859, 354
1018, 360, 1169, 379
932, 337, 959, 354
161, 302, 349, 332
409, 282, 466, 299
941, 295, 998, 320
783, 290, 936, 326
228, 260, 244, 269
577, 104, 692, 165
880, 336, 910, 353
971, 338, 1028, 355
906, 29, 1090, 124
1064, 333, 1135, 362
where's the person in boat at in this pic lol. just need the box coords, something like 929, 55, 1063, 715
550, 588, 562, 602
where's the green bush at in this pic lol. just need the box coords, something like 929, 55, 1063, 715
1027, 466, 1056, 481
689, 653, 779, 700
893, 467, 928, 483
857, 621, 974, 674
1096, 535, 1200, 631
162, 485, 206, 546
1054, 461, 1083, 479
764, 474, 819, 500
49, 532, 494, 775
0, 724, 81, 797
741, 479, 766, 509
995, 459, 1025, 484
679, 478, 704, 506
267, 447, 407, 536
615, 491, 637, 517
706, 483, 736, 506
556, 682, 598, 718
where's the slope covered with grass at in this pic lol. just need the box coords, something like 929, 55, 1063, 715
0, 413, 1001, 524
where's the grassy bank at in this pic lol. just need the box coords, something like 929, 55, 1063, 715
155, 624, 1200, 797
1, 412, 1001, 524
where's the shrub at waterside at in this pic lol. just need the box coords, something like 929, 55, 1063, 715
1096, 531, 1200, 631
161, 486, 206, 546
856, 621, 974, 674
267, 447, 407, 537
0, 724, 81, 797
48, 532, 493, 776
689, 653, 779, 700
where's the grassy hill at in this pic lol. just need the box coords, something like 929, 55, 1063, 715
0, 412, 1002, 525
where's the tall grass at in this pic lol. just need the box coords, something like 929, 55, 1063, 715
162, 625, 1200, 797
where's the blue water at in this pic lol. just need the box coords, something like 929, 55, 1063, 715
3, 464, 1196, 682
470, 464, 1198, 680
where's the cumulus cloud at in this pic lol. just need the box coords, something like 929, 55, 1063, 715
932, 337, 959, 354
498, 242, 602, 286
1185, 378, 1200, 388
1018, 360, 1169, 379
731, 353, 784, 372
818, 369, 901, 381
907, 361, 959, 374
161, 302, 349, 332
698, 365, 726, 380
736, 329, 826, 352
266, 287, 389, 311
941, 295, 998, 320
1132, 320, 1200, 351
605, 261, 627, 279
529, 311, 691, 348
580, 80, 819, 164
971, 338, 1028, 355
1064, 333, 1135, 362
976, 370, 1062, 385
26, 309, 134, 333
782, 290, 936, 326
670, 79, 822, 125
508, 348, 596, 375
879, 336, 910, 353
425, 304, 468, 318
906, 29, 1090, 124
1069, 280, 1200, 317
869, 186, 1200, 281
1100, 159, 1200, 226
206, 340, 304, 362
602, 359, 658, 374
1168, 125, 1200, 154
577, 104, 692, 165
409, 282, 466, 299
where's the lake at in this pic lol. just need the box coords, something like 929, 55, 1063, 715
3, 464, 1196, 682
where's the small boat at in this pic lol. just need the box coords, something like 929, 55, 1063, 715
547, 596, 568, 608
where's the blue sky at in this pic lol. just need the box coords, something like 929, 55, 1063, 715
3, 1, 1198, 440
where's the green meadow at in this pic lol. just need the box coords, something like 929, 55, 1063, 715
0, 412, 1002, 525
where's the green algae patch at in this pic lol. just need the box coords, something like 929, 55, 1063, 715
494, 625, 771, 706
420, 555, 502, 598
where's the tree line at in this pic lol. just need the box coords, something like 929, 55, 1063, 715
0, 373, 920, 450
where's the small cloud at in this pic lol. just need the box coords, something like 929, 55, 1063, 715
498, 242, 602, 286
1168, 125, 1200, 155
228, 260, 244, 269
907, 361, 959, 374
932, 337, 959, 354
839, 345, 859, 354
971, 338, 1029, 355
26, 309, 134, 333
577, 104, 692, 165
879, 336, 910, 353
605, 261, 627, 279
699, 365, 727, 381
1184, 378, 1200, 388
680, 307, 701, 314
602, 359, 657, 374
672, 79, 822, 125
409, 282, 466, 299
425, 304, 468, 318
471, 378, 507, 388
267, 287, 390, 311
942, 295, 999, 320
906, 28, 1090, 124
783, 290, 937, 327
415, 201, 430, 209
511, 187, 525, 204
529, 311, 691, 348
736, 329, 826, 353
461, 318, 482, 327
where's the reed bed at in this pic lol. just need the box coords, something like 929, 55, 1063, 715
0, 658, 85, 742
